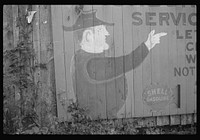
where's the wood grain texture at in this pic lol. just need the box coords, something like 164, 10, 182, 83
102, 5, 116, 119
184, 6, 196, 114
112, 6, 125, 119
141, 6, 153, 117
39, 5, 56, 125
4, 5, 196, 126
156, 6, 170, 117
149, 6, 162, 117
132, 6, 144, 117
122, 5, 133, 118
61, 5, 77, 120
50, 5, 196, 121
62, 5, 76, 106
51, 5, 68, 121
166, 6, 179, 116
175, 6, 187, 115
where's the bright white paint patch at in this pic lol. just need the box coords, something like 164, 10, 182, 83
81, 25, 110, 53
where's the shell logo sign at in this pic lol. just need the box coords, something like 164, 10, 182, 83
143, 84, 175, 111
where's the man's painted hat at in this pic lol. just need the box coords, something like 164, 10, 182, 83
63, 10, 114, 32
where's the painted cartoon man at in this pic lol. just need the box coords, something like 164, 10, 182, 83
63, 11, 167, 119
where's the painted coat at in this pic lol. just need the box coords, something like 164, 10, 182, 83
71, 42, 149, 119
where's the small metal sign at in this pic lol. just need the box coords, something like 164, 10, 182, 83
143, 84, 174, 111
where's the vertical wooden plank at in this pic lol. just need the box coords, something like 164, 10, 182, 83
149, 6, 161, 117
132, 6, 154, 117
32, 5, 42, 125
175, 5, 187, 115
132, 5, 143, 117
95, 5, 107, 119
121, 5, 133, 118
191, 6, 196, 116
156, 6, 170, 117
112, 6, 125, 119
61, 5, 77, 120
147, 6, 178, 122
130, 6, 137, 118
194, 6, 197, 115
194, 61, 196, 115
47, 6, 57, 117
37, 5, 56, 125
184, 6, 196, 114
121, 6, 127, 119
32, 5, 48, 125
194, 6, 197, 116
167, 6, 180, 116
39, 5, 51, 86
141, 6, 153, 117
61, 5, 77, 107
51, 5, 68, 121
102, 5, 117, 119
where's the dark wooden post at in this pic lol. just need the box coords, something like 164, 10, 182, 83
32, 5, 57, 127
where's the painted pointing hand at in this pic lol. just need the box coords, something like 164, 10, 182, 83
145, 30, 167, 51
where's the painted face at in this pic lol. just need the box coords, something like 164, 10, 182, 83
94, 25, 110, 50
81, 25, 110, 53
94, 25, 110, 42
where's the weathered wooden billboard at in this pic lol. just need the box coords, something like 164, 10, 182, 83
51, 5, 196, 121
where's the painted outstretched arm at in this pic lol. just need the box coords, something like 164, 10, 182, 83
121, 30, 167, 72
113, 42, 149, 77
87, 30, 167, 81
86, 42, 149, 82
